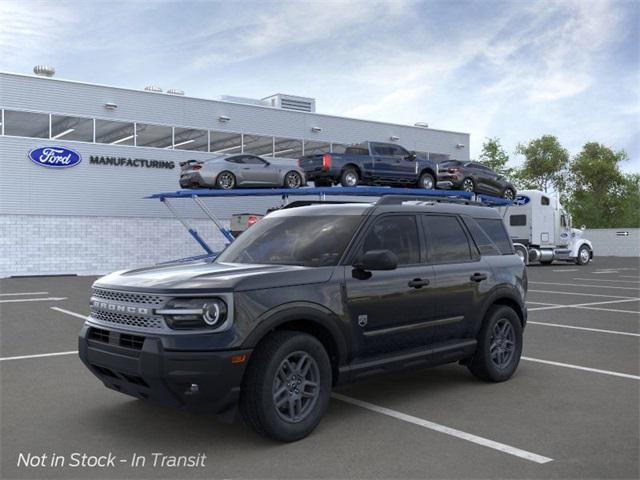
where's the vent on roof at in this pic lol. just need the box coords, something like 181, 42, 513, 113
167, 89, 184, 96
33, 65, 55, 77
262, 94, 316, 113
144, 85, 163, 93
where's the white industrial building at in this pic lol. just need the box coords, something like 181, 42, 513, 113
0, 69, 470, 277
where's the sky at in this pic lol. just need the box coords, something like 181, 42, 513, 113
1, 0, 638, 172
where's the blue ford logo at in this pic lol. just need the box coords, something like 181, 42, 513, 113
28, 146, 82, 168
513, 195, 530, 206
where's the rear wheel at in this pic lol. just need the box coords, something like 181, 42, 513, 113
467, 306, 522, 382
284, 171, 303, 189
462, 177, 475, 192
576, 245, 591, 265
418, 172, 435, 190
240, 331, 332, 442
503, 187, 516, 200
216, 171, 236, 189
340, 168, 359, 187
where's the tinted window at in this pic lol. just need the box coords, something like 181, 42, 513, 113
389, 145, 409, 157
423, 216, 471, 262
510, 215, 527, 226
216, 215, 361, 267
4, 110, 49, 138
136, 123, 173, 148
51, 114, 93, 142
360, 216, 419, 265
372, 144, 394, 156
242, 156, 266, 165
225, 156, 244, 164
464, 219, 501, 256
476, 218, 513, 254
541, 196, 550, 206
95, 119, 135, 145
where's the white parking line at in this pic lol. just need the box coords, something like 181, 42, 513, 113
0, 291, 49, 296
552, 269, 579, 272
528, 321, 640, 337
529, 289, 638, 299
620, 275, 640, 279
51, 307, 88, 320
526, 302, 559, 306
593, 271, 620, 274
0, 351, 77, 362
573, 278, 640, 284
575, 306, 640, 315
522, 357, 640, 381
332, 393, 553, 464
0, 297, 67, 304
530, 281, 640, 291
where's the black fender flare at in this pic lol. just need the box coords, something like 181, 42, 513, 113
241, 302, 349, 366
478, 287, 526, 325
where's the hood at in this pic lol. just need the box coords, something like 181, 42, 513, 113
94, 260, 334, 293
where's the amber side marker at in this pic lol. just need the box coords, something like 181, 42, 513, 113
231, 354, 247, 364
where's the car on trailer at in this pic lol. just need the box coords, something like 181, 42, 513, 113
78, 187, 525, 442
437, 160, 517, 200
179, 154, 306, 189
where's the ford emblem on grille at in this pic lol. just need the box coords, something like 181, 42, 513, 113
92, 300, 149, 315
28, 146, 82, 169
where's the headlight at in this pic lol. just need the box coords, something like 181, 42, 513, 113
157, 298, 228, 330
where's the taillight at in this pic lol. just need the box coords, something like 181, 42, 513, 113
247, 215, 258, 227
322, 154, 332, 171
192, 165, 202, 170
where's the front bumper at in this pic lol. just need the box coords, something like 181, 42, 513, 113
436, 173, 463, 189
78, 324, 250, 413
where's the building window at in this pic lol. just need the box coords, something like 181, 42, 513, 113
50, 114, 93, 142
210, 131, 243, 154
273, 137, 303, 159
173, 127, 208, 151
243, 134, 274, 156
303, 140, 331, 155
3, 110, 49, 138
95, 119, 135, 145
135, 123, 173, 148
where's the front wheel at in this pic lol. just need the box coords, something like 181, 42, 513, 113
240, 331, 332, 442
576, 245, 591, 265
418, 172, 435, 190
216, 171, 236, 189
284, 171, 303, 189
467, 306, 522, 382
462, 177, 475, 192
503, 188, 516, 200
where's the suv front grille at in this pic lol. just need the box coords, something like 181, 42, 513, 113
91, 288, 165, 306
119, 333, 145, 350
90, 309, 164, 330
88, 327, 110, 343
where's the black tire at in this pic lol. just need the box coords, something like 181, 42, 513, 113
340, 168, 359, 187
216, 171, 236, 189
467, 305, 522, 382
240, 331, 332, 442
514, 245, 528, 265
418, 172, 436, 190
283, 171, 303, 189
503, 187, 516, 200
576, 245, 591, 265
461, 177, 475, 192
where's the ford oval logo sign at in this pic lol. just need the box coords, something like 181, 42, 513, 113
28, 146, 82, 168
513, 195, 530, 206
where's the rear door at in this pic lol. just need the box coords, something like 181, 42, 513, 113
421, 214, 490, 339
370, 143, 396, 180
343, 214, 437, 358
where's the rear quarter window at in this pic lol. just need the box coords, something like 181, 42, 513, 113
470, 218, 514, 255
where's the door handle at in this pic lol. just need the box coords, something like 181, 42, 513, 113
243, 167, 251, 170
408, 278, 430, 288
470, 272, 487, 282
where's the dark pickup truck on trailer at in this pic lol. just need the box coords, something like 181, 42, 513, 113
298, 142, 439, 189
79, 197, 527, 442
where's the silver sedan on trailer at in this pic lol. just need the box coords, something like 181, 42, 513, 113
179, 154, 307, 189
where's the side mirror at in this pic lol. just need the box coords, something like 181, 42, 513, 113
407, 151, 417, 161
355, 249, 398, 271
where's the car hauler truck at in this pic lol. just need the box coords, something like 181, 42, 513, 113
499, 189, 593, 266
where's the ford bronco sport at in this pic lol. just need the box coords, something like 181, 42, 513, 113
79, 197, 527, 442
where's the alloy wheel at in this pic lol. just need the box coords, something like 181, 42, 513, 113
489, 319, 516, 369
504, 189, 515, 200
421, 175, 434, 189
344, 172, 358, 187
286, 172, 302, 188
218, 172, 235, 189
272, 351, 321, 423
462, 179, 474, 192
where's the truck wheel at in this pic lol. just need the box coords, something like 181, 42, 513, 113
503, 188, 516, 200
418, 172, 435, 190
514, 244, 528, 265
240, 331, 332, 442
467, 305, 522, 382
340, 168, 359, 187
284, 171, 303, 189
576, 245, 591, 265
216, 171, 236, 189
462, 177, 475, 192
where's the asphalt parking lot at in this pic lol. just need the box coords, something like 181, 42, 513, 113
1, 257, 638, 479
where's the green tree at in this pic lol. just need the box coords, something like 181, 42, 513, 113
516, 135, 569, 193
479, 137, 511, 174
565, 142, 638, 228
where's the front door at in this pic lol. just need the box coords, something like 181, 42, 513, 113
344, 214, 437, 358
240, 155, 274, 185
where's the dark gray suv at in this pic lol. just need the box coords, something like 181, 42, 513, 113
79, 198, 527, 442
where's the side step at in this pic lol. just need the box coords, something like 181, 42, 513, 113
338, 339, 477, 383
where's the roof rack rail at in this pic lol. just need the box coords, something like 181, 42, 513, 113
376, 195, 483, 206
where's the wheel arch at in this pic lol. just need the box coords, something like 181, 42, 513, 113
480, 289, 526, 327
342, 163, 361, 177
419, 167, 436, 179
241, 303, 349, 385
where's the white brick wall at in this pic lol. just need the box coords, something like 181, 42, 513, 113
0, 214, 229, 277
584, 228, 640, 257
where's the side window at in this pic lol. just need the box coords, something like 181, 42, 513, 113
464, 219, 501, 256
475, 218, 514, 255
561, 214, 567, 227
541, 196, 550, 206
510, 215, 527, 226
359, 216, 420, 265
243, 155, 267, 165
422, 216, 472, 263
226, 156, 244, 164
389, 145, 409, 158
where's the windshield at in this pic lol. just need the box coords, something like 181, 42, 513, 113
216, 214, 362, 267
